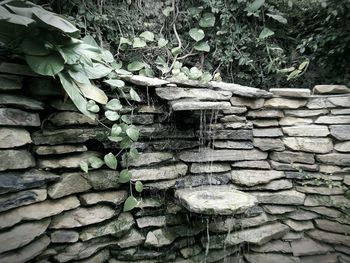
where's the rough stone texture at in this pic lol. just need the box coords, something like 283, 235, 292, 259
175, 185, 258, 215
335, 141, 350, 152
51, 230, 79, 243
170, 100, 231, 111
253, 128, 283, 137
270, 88, 311, 98
231, 170, 285, 186
0, 108, 40, 126
296, 186, 344, 195
156, 87, 232, 101
0, 150, 35, 171
49, 111, 97, 126
231, 160, 271, 169
123, 152, 174, 167
314, 219, 350, 235
252, 119, 279, 127
284, 109, 328, 117
247, 109, 284, 118
307, 229, 350, 246
0, 189, 47, 212
123, 75, 169, 86
205, 222, 289, 248
282, 125, 330, 137
209, 81, 272, 98
254, 138, 285, 151
313, 85, 350, 94
251, 240, 292, 253
48, 173, 91, 199
190, 163, 231, 174
271, 161, 319, 171
315, 115, 350, 124
0, 128, 32, 148
284, 219, 314, 232
222, 106, 247, 114
306, 96, 350, 109
0, 196, 80, 229
263, 205, 295, 215
331, 108, 350, 115
179, 148, 267, 162
270, 151, 315, 164
279, 117, 313, 126
116, 228, 145, 248
264, 98, 307, 109
0, 218, 50, 253
252, 190, 306, 205
230, 96, 265, 109
316, 153, 350, 166
283, 137, 333, 153
238, 179, 292, 191
130, 163, 187, 181
0, 235, 50, 263
330, 125, 350, 140
50, 205, 116, 229
213, 140, 254, 149
300, 254, 338, 263
244, 253, 299, 263
33, 144, 87, 155
0, 94, 45, 110
198, 129, 253, 140
0, 74, 22, 90
79, 190, 128, 205
38, 151, 100, 169
80, 212, 134, 241
82, 170, 120, 190
0, 169, 60, 195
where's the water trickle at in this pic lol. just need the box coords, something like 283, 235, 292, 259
204, 217, 210, 263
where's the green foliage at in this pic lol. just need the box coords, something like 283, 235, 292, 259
49, 0, 349, 89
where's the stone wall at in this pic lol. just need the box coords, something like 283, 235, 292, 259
0, 73, 349, 263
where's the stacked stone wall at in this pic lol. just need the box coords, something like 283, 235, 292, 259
0, 73, 349, 262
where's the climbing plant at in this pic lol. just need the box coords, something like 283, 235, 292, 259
0, 0, 142, 211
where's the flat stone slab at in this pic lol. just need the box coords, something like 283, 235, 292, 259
0, 128, 32, 148
209, 81, 272, 98
0, 189, 47, 212
264, 98, 307, 109
270, 88, 311, 98
130, 163, 187, 181
122, 75, 169, 86
283, 137, 333, 153
231, 170, 285, 186
179, 148, 267, 162
313, 85, 350, 94
0, 108, 40, 126
330, 125, 350, 140
156, 87, 232, 101
0, 150, 35, 171
282, 125, 330, 137
175, 185, 258, 215
170, 100, 231, 111
0, 94, 45, 110
230, 96, 265, 109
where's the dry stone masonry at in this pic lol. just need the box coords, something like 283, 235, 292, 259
0, 72, 349, 263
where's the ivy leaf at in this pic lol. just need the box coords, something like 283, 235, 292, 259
26, 53, 64, 76
158, 38, 169, 48
200, 72, 212, 83
189, 28, 205, 42
194, 41, 210, 52
123, 196, 138, 212
130, 88, 141, 102
135, 181, 143, 192
105, 110, 120, 121
129, 148, 140, 160
162, 6, 173, 17
120, 37, 132, 45
246, 0, 265, 13
189, 67, 203, 80
108, 136, 123, 142
126, 125, 139, 141
199, 13, 215, 28
121, 115, 132, 124
127, 61, 145, 72
104, 79, 125, 89
140, 31, 154, 42
119, 169, 132, 183
86, 100, 100, 113
80, 161, 89, 173
259, 27, 274, 39
104, 152, 117, 170
267, 13, 287, 24
106, 99, 122, 111
88, 156, 104, 169
111, 124, 122, 136
132, 37, 147, 48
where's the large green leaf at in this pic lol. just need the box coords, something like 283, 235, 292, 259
83, 63, 112, 79
104, 79, 125, 89
20, 38, 49, 56
58, 72, 95, 119
26, 53, 64, 76
194, 41, 210, 52
32, 7, 79, 34
140, 31, 154, 42
127, 61, 145, 72
246, 0, 265, 13
199, 13, 215, 28
0, 6, 34, 26
119, 169, 132, 183
67, 66, 91, 84
189, 28, 205, 42
123, 196, 138, 212
259, 27, 274, 39
126, 125, 139, 141
76, 82, 108, 105
104, 153, 117, 170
